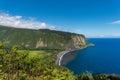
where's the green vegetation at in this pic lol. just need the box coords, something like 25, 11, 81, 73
0, 44, 75, 80
86, 42, 94, 46
0, 25, 86, 50
77, 72, 120, 80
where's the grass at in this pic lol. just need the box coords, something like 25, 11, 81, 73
18, 50, 54, 59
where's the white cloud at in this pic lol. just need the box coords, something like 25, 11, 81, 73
0, 13, 55, 29
110, 20, 120, 24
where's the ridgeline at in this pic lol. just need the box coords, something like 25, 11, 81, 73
0, 25, 87, 50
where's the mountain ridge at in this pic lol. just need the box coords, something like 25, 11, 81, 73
0, 25, 87, 50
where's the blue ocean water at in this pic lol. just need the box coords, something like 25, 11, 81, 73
63, 38, 120, 74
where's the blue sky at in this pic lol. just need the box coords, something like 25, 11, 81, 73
0, 0, 120, 38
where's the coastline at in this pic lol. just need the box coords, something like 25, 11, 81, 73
56, 46, 87, 66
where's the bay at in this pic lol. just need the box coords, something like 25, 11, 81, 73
62, 38, 120, 74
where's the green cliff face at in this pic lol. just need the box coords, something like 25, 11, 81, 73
0, 25, 87, 49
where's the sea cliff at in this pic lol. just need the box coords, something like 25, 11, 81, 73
0, 25, 87, 50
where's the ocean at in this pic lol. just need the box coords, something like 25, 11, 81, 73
62, 38, 120, 74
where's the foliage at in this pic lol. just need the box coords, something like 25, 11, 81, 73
77, 71, 94, 80
94, 74, 120, 80
77, 72, 120, 80
0, 25, 86, 50
0, 44, 75, 80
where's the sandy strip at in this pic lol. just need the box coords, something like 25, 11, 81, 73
56, 47, 87, 66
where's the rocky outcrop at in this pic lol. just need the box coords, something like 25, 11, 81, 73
36, 38, 46, 48
34, 35, 87, 49
71, 35, 86, 48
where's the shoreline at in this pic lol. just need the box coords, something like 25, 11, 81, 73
56, 46, 87, 66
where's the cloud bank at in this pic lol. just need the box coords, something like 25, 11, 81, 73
110, 20, 120, 24
0, 13, 55, 29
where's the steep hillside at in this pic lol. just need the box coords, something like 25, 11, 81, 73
0, 25, 87, 50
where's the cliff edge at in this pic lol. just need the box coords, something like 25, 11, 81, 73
0, 25, 87, 50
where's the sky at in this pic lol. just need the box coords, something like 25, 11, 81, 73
0, 0, 120, 38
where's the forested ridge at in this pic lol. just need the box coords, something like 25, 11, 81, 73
0, 25, 86, 50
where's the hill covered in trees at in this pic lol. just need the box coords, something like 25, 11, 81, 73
0, 25, 87, 50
